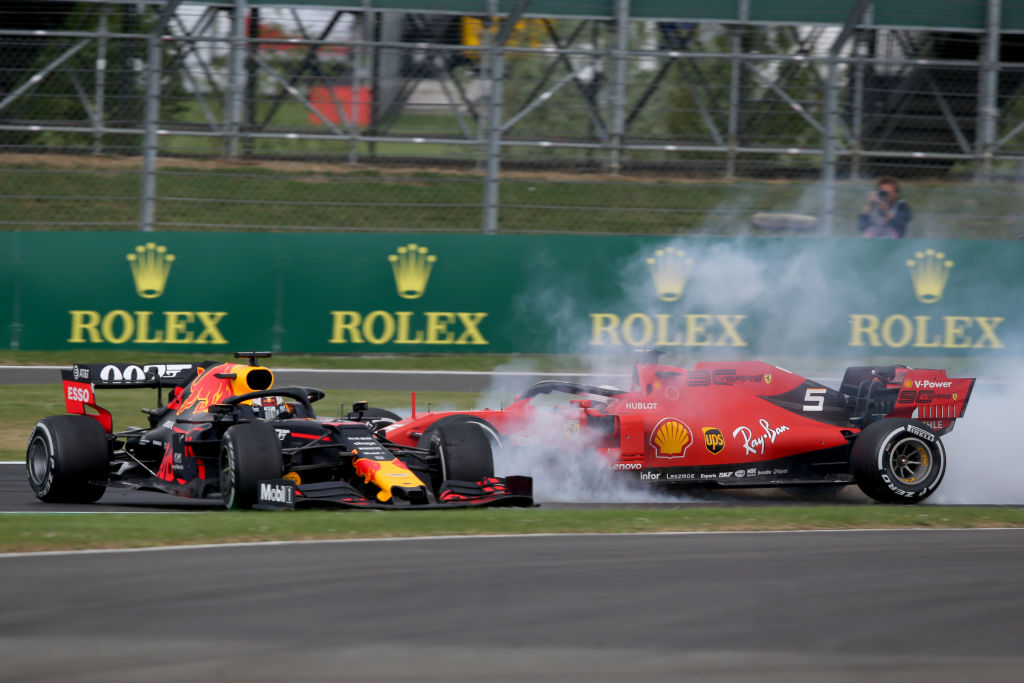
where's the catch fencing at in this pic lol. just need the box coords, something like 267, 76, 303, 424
2, 0, 1024, 238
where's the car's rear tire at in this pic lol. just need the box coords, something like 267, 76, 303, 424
26, 415, 109, 503
852, 418, 945, 504
418, 421, 495, 485
220, 423, 283, 509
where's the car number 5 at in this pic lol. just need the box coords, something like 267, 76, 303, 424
803, 388, 826, 412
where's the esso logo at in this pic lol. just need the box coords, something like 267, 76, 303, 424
66, 385, 92, 403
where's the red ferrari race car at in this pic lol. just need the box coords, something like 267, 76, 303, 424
376, 351, 975, 504
26, 352, 531, 510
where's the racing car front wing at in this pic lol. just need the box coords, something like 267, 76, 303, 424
253, 476, 534, 510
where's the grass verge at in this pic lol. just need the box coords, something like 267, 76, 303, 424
2, 155, 1021, 238
2, 506, 1024, 553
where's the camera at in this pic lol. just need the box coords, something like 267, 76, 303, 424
877, 190, 889, 200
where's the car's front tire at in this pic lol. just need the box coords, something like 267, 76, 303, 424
219, 423, 283, 510
26, 415, 109, 503
852, 418, 945, 504
419, 421, 495, 484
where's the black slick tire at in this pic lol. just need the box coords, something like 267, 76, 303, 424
26, 415, 109, 503
852, 418, 945, 504
418, 421, 495, 484
220, 423, 284, 510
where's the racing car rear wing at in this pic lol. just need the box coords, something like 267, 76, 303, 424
60, 362, 210, 433
840, 365, 975, 435
67, 362, 205, 389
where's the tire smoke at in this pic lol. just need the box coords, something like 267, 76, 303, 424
930, 379, 1024, 504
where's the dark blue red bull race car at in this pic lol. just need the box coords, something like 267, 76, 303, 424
26, 352, 532, 510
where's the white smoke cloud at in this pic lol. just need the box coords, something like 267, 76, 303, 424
929, 377, 1024, 504
483, 189, 1022, 506
487, 401, 680, 503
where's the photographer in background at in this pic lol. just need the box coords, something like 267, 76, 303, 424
858, 176, 912, 238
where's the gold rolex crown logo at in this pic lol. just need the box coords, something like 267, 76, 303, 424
126, 242, 175, 299
646, 247, 693, 302
388, 243, 436, 300
905, 249, 954, 304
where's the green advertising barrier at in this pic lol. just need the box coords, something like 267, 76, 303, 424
3, 231, 1021, 358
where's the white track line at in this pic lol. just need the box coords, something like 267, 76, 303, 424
1, 527, 1020, 559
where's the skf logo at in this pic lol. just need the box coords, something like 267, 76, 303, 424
650, 418, 693, 459
389, 243, 436, 299
702, 427, 725, 454
646, 246, 693, 302
906, 249, 953, 304
127, 243, 175, 299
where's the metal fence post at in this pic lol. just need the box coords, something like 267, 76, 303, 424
93, 3, 110, 155
978, 0, 1002, 179
482, 3, 501, 235
244, 5, 259, 158
350, 0, 373, 164
608, 0, 630, 175
140, 0, 183, 232
726, 0, 749, 179
482, 0, 530, 235
224, 0, 247, 159
822, 0, 872, 235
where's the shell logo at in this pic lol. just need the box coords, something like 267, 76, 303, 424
650, 418, 693, 459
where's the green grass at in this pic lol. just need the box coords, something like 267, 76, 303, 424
3, 507, 1024, 553
2, 156, 1021, 237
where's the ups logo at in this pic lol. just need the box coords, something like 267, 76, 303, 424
702, 427, 725, 455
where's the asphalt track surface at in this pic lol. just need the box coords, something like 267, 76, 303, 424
3, 367, 1020, 681
0, 463, 221, 512
1, 529, 1023, 682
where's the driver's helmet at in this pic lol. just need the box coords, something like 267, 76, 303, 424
252, 395, 286, 420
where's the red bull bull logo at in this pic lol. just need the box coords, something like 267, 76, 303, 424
354, 458, 383, 482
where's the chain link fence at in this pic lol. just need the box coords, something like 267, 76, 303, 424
2, 0, 1023, 238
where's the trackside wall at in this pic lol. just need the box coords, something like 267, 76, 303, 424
2, 232, 1020, 359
